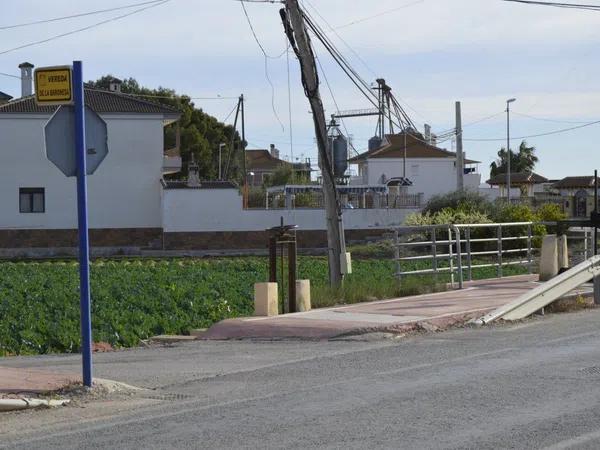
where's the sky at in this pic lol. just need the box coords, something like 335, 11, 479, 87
2, 0, 600, 180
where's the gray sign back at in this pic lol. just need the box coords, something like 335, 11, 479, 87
45, 105, 109, 177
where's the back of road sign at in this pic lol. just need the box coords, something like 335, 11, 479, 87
45, 105, 108, 177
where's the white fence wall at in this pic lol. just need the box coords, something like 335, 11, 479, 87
162, 188, 416, 232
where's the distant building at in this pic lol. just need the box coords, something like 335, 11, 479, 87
486, 172, 549, 197
553, 176, 600, 218
349, 131, 481, 202
246, 144, 311, 186
0, 91, 12, 105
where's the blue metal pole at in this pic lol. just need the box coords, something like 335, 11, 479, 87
73, 61, 93, 387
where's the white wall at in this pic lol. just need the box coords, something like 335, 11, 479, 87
162, 188, 415, 232
0, 113, 164, 229
363, 158, 481, 201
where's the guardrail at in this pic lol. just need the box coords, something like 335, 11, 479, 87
391, 222, 595, 290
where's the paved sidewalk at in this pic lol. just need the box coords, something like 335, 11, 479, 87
0, 367, 79, 395
203, 275, 545, 340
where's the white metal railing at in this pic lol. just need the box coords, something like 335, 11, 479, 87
391, 222, 594, 289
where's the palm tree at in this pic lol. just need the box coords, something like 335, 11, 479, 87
490, 140, 538, 176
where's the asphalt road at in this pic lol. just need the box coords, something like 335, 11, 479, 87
4, 310, 600, 449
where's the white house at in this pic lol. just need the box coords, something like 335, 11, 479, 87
349, 132, 481, 201
0, 68, 180, 248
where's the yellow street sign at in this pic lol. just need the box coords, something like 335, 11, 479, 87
34, 66, 73, 105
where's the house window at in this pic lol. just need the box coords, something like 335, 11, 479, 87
19, 188, 45, 213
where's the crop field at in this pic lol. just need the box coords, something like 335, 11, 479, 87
0, 256, 528, 355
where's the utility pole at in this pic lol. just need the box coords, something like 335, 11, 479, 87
281, 0, 345, 287
241, 94, 248, 208
455, 101, 464, 191
218, 143, 226, 180
506, 98, 516, 202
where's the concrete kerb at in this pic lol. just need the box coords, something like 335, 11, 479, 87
0, 398, 70, 412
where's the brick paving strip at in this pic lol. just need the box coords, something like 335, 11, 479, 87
202, 275, 589, 340
0, 367, 80, 396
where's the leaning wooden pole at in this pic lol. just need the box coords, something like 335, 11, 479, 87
281, 1, 345, 286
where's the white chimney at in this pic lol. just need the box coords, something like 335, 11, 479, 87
270, 144, 280, 159
18, 62, 34, 97
187, 156, 201, 187
424, 124, 431, 144
109, 78, 122, 93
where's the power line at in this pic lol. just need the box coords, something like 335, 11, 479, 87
240, 0, 285, 132
0, 0, 170, 57
0, 71, 20, 80
125, 93, 239, 100
221, 103, 240, 123
306, 0, 433, 124
334, 0, 426, 30
512, 111, 596, 124
503, 0, 600, 10
464, 119, 600, 141
303, 0, 377, 78
463, 111, 506, 128
0, 0, 165, 30
239, 0, 286, 59
314, 53, 359, 157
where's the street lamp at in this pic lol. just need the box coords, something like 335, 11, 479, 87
506, 98, 516, 202
218, 143, 226, 180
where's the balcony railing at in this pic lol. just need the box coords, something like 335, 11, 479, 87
246, 190, 424, 210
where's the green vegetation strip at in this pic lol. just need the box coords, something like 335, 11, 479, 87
0, 257, 528, 355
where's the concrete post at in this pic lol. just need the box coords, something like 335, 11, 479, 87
557, 235, 569, 271
254, 282, 278, 316
341, 252, 352, 275
539, 235, 559, 282
296, 280, 311, 312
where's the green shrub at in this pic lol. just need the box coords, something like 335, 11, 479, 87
405, 208, 491, 226
536, 203, 567, 222
423, 190, 494, 215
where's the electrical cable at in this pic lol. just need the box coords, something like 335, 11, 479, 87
0, 0, 170, 57
221, 103, 239, 123
464, 119, 600, 141
303, 0, 377, 78
132, 94, 238, 100
307, 0, 432, 129
334, 0, 426, 30
512, 111, 596, 124
240, 0, 286, 132
0, 71, 20, 80
503, 0, 600, 11
314, 54, 360, 157
0, 0, 166, 30
302, 9, 421, 135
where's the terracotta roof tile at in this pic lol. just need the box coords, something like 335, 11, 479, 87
552, 176, 600, 189
246, 149, 311, 171
0, 88, 180, 116
349, 132, 480, 164
486, 172, 548, 185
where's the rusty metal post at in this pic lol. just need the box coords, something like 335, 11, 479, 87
288, 240, 297, 313
269, 236, 277, 283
